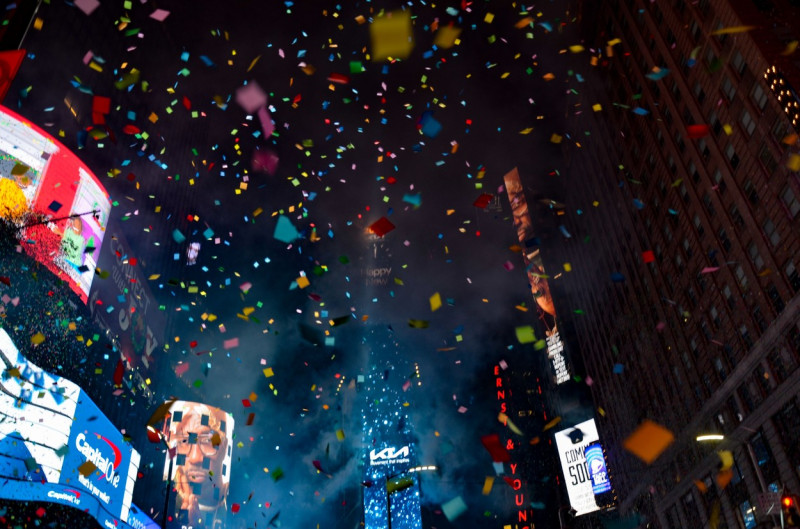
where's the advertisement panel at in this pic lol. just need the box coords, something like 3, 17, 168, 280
88, 224, 164, 372
554, 419, 601, 516
585, 443, 612, 495
503, 167, 570, 384
161, 401, 235, 529
0, 104, 111, 303
0, 328, 151, 528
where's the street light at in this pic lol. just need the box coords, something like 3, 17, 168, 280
146, 423, 174, 529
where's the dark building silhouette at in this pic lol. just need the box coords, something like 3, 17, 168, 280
556, 1, 800, 528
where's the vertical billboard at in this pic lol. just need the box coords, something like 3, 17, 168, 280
88, 224, 164, 372
503, 167, 569, 384
161, 401, 235, 529
554, 419, 602, 516
0, 328, 155, 529
0, 104, 111, 303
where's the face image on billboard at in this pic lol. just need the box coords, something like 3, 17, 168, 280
162, 401, 234, 529
0, 104, 111, 303
0, 329, 144, 527
554, 419, 601, 516
503, 167, 558, 336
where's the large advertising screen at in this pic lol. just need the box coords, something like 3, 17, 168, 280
554, 419, 602, 516
503, 167, 569, 384
88, 224, 165, 372
0, 328, 155, 529
161, 401, 235, 529
0, 104, 111, 303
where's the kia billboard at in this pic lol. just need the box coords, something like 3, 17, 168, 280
0, 328, 155, 529
0, 104, 111, 303
161, 401, 235, 529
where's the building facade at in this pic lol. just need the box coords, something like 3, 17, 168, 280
557, 0, 800, 528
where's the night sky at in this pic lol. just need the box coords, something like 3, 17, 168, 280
4, 0, 594, 526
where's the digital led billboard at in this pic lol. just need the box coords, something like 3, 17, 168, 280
553, 419, 602, 516
161, 401, 235, 529
503, 167, 570, 384
0, 104, 111, 303
0, 328, 155, 529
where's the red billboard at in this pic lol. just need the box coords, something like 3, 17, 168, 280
0, 104, 111, 303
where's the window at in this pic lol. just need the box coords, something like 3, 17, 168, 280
731, 50, 746, 76
762, 218, 780, 246
740, 324, 753, 348
725, 144, 740, 169
714, 357, 727, 380
738, 500, 757, 529
694, 82, 706, 104
759, 143, 778, 175
767, 283, 785, 313
690, 19, 701, 42
687, 286, 698, 306
786, 259, 800, 292
750, 430, 780, 484
773, 402, 800, 479
703, 192, 716, 216
723, 285, 736, 309
688, 161, 699, 183
698, 138, 710, 159
719, 227, 732, 252
744, 180, 759, 206
741, 110, 756, 136
710, 111, 722, 135
783, 186, 800, 217
680, 183, 691, 203
710, 305, 721, 328
748, 242, 765, 270
712, 169, 726, 193
752, 83, 768, 111
753, 306, 768, 332
693, 214, 705, 236
722, 77, 736, 101
675, 254, 684, 272
683, 237, 693, 257
736, 265, 748, 288
729, 204, 745, 230
769, 347, 798, 383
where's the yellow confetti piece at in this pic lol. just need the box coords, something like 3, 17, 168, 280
296, 276, 310, 289
723, 124, 733, 135
710, 25, 756, 35
484, 12, 495, 23
787, 153, 800, 171
31, 332, 45, 345
519, 127, 533, 135
33, 17, 43, 30
568, 44, 585, 53
247, 54, 262, 72
482, 476, 494, 495
550, 133, 562, 144
563, 262, 572, 272
263, 367, 274, 378
781, 40, 799, 55
429, 292, 442, 311
592, 103, 602, 112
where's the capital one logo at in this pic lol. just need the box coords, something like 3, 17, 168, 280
369, 445, 410, 465
75, 432, 123, 488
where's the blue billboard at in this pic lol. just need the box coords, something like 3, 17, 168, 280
584, 443, 612, 495
0, 328, 156, 529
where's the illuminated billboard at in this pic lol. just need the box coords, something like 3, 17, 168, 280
0, 328, 154, 529
503, 167, 570, 384
88, 226, 165, 372
161, 401, 235, 529
585, 443, 612, 495
554, 419, 602, 516
0, 104, 111, 303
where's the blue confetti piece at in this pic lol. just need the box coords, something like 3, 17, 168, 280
633, 198, 645, 209
632, 107, 650, 116
172, 229, 186, 243
645, 68, 670, 81
613, 363, 625, 374
610, 272, 625, 283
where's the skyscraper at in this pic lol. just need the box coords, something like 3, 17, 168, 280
360, 327, 422, 529
556, 1, 800, 528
